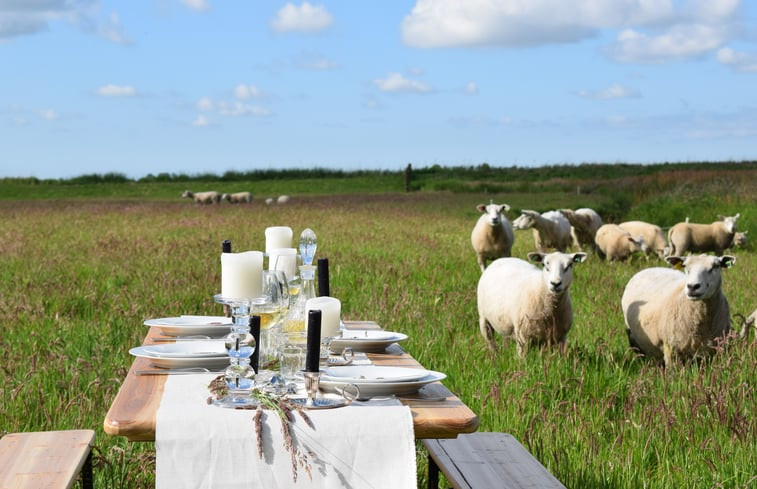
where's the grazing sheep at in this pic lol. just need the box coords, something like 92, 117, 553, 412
222, 191, 253, 204
594, 224, 647, 261
477, 251, 588, 356
622, 254, 735, 367
618, 220, 668, 259
471, 202, 515, 272
667, 213, 740, 255
277, 195, 290, 204
181, 190, 221, 204
559, 208, 602, 252
265, 197, 274, 205
736, 308, 756, 340
512, 210, 572, 252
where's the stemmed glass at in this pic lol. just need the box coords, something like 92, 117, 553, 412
256, 270, 290, 373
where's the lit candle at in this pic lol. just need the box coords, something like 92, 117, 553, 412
268, 247, 297, 281
265, 226, 293, 254
305, 309, 321, 372
306, 296, 341, 338
221, 250, 263, 299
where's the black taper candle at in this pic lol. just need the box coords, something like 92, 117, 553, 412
222, 240, 232, 253
317, 257, 329, 297
305, 309, 322, 372
250, 315, 261, 374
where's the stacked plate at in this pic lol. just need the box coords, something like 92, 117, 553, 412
129, 341, 230, 369
330, 330, 408, 353
319, 365, 446, 399
144, 315, 232, 337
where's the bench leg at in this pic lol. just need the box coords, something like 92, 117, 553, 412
81, 451, 94, 489
427, 453, 439, 489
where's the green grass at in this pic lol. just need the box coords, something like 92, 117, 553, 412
0, 166, 755, 488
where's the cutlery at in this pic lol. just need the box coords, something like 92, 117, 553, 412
150, 336, 223, 342
135, 368, 224, 376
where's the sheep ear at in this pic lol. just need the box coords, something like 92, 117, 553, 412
527, 252, 545, 264
572, 252, 587, 264
500, 204, 510, 213
666, 256, 685, 269
720, 256, 736, 268
477, 204, 486, 212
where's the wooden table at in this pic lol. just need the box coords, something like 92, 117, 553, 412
104, 321, 479, 441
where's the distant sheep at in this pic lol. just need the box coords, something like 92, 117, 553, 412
622, 254, 735, 367
477, 251, 588, 356
512, 210, 572, 252
667, 213, 740, 255
277, 195, 290, 204
265, 197, 274, 205
181, 190, 221, 204
559, 208, 602, 252
471, 202, 514, 272
594, 224, 646, 261
222, 192, 252, 204
618, 220, 667, 259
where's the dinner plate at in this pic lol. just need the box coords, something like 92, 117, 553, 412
321, 366, 430, 384
144, 315, 232, 337
136, 342, 227, 358
319, 370, 446, 399
129, 345, 230, 369
330, 331, 408, 353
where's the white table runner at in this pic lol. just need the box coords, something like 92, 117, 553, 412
156, 373, 416, 489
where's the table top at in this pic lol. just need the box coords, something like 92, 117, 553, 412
103, 320, 479, 441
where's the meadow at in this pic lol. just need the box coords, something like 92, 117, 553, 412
1, 163, 755, 488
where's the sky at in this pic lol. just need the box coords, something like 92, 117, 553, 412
1, 0, 756, 179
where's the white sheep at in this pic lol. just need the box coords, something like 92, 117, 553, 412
265, 197, 274, 205
277, 195, 290, 204
477, 251, 588, 356
559, 208, 602, 252
181, 190, 221, 204
470, 202, 514, 272
512, 210, 572, 252
667, 213, 740, 256
731, 231, 748, 249
222, 191, 252, 204
737, 308, 756, 340
618, 220, 667, 259
593, 224, 647, 261
622, 254, 735, 367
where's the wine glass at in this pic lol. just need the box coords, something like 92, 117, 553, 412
255, 270, 289, 372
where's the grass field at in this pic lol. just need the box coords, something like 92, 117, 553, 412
1, 165, 755, 488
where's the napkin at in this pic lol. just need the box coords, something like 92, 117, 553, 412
156, 374, 416, 489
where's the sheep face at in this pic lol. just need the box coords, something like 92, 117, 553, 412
512, 211, 537, 230
666, 255, 736, 301
528, 251, 588, 294
181, 190, 192, 198
477, 203, 510, 227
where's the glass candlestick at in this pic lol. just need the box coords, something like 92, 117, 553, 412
213, 294, 258, 408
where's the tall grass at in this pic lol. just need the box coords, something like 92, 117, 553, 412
0, 179, 754, 487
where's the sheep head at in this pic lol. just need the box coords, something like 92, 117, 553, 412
666, 254, 736, 301
717, 213, 740, 233
477, 202, 510, 227
528, 251, 588, 294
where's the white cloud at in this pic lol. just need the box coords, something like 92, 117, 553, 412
578, 83, 639, 100
465, 82, 478, 94
401, 0, 742, 65
197, 97, 214, 111
374, 72, 432, 93
196, 95, 272, 118
717, 47, 757, 72
39, 109, 58, 121
96, 84, 136, 97
192, 115, 211, 126
0, 1, 131, 44
234, 84, 262, 100
181, 0, 210, 11
271, 2, 333, 33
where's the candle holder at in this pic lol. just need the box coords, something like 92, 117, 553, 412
302, 370, 321, 407
213, 294, 258, 408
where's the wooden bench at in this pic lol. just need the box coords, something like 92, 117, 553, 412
0, 430, 95, 489
423, 432, 566, 489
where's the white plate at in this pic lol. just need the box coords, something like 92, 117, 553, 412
330, 331, 408, 353
319, 370, 446, 399
129, 345, 230, 369
144, 315, 232, 337
136, 342, 227, 358
321, 366, 430, 384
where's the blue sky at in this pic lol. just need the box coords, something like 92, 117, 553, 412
2, 0, 756, 179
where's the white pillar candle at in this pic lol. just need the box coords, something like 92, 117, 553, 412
306, 296, 341, 338
268, 247, 297, 281
221, 251, 264, 299
265, 226, 293, 254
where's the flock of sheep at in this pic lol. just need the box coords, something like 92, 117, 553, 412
181, 190, 290, 205
472, 202, 753, 368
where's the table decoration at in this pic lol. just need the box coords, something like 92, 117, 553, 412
221, 251, 263, 299
212, 295, 258, 407
265, 226, 293, 253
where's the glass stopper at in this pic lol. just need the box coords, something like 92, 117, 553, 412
299, 228, 317, 266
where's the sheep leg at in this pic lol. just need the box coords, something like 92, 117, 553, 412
479, 317, 497, 352
477, 256, 486, 273
663, 343, 674, 369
